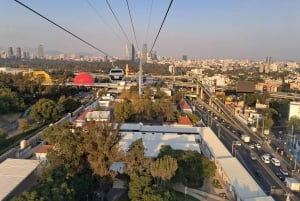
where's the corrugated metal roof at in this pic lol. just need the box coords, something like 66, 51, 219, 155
0, 159, 40, 200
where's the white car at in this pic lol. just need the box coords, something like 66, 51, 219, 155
255, 143, 261, 149
249, 144, 255, 149
271, 158, 280, 166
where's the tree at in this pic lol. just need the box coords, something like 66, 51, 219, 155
114, 101, 134, 123
125, 138, 151, 175
42, 123, 86, 177
0, 128, 6, 139
84, 121, 123, 178
150, 155, 178, 188
30, 98, 59, 122
58, 95, 81, 113
18, 118, 30, 132
128, 172, 164, 201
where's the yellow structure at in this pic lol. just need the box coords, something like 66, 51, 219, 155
23, 70, 52, 83
125, 64, 129, 76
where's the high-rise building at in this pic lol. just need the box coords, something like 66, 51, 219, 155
125, 43, 135, 62
15, 47, 21, 59
141, 44, 147, 63
8, 47, 13, 59
38, 44, 44, 59
182, 55, 188, 61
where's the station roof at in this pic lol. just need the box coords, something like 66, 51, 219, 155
217, 157, 267, 200
200, 127, 232, 159
0, 159, 40, 200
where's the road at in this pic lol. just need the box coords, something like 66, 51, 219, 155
190, 99, 298, 201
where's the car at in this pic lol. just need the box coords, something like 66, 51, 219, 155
255, 143, 261, 149
271, 158, 281, 166
254, 170, 262, 179
250, 152, 257, 160
235, 141, 242, 146
275, 172, 285, 181
280, 168, 289, 176
249, 144, 255, 149
262, 155, 270, 163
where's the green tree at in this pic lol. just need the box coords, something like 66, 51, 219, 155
128, 173, 163, 201
84, 121, 123, 178
125, 138, 151, 175
58, 95, 81, 113
150, 155, 178, 188
114, 101, 134, 123
42, 123, 86, 176
30, 98, 59, 122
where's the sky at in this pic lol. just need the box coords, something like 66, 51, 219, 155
0, 0, 300, 61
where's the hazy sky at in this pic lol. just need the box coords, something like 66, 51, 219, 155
0, 0, 300, 60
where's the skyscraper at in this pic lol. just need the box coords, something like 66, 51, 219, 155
141, 44, 147, 63
38, 44, 44, 59
8, 47, 13, 59
15, 47, 21, 59
125, 43, 135, 62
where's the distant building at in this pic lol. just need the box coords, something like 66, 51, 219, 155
8, 47, 13, 59
182, 55, 188, 61
15, 47, 21, 59
38, 44, 44, 59
125, 43, 135, 62
141, 43, 147, 63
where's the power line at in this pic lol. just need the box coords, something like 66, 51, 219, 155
85, 0, 125, 44
125, 0, 139, 51
14, 0, 112, 58
150, 0, 174, 53
105, 0, 130, 44
145, 0, 154, 44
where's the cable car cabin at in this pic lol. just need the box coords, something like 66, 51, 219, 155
109, 68, 125, 83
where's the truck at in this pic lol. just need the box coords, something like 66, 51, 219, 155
241, 134, 250, 143
285, 177, 300, 192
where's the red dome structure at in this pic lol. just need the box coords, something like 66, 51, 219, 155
74, 72, 94, 85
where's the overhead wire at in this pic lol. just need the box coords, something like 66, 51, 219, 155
85, 0, 125, 44
14, 0, 112, 58
105, 0, 131, 44
125, 0, 139, 51
150, 0, 174, 53
145, 0, 154, 44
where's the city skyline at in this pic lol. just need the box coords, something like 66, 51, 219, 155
0, 0, 300, 60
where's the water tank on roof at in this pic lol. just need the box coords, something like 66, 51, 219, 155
20, 140, 27, 150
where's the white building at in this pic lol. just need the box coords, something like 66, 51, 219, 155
289, 102, 300, 120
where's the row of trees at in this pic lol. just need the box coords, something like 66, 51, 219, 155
11, 121, 216, 201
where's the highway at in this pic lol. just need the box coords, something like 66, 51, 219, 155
190, 98, 299, 201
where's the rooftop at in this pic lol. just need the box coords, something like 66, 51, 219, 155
0, 159, 40, 200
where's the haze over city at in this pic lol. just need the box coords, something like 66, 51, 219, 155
0, 0, 300, 60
